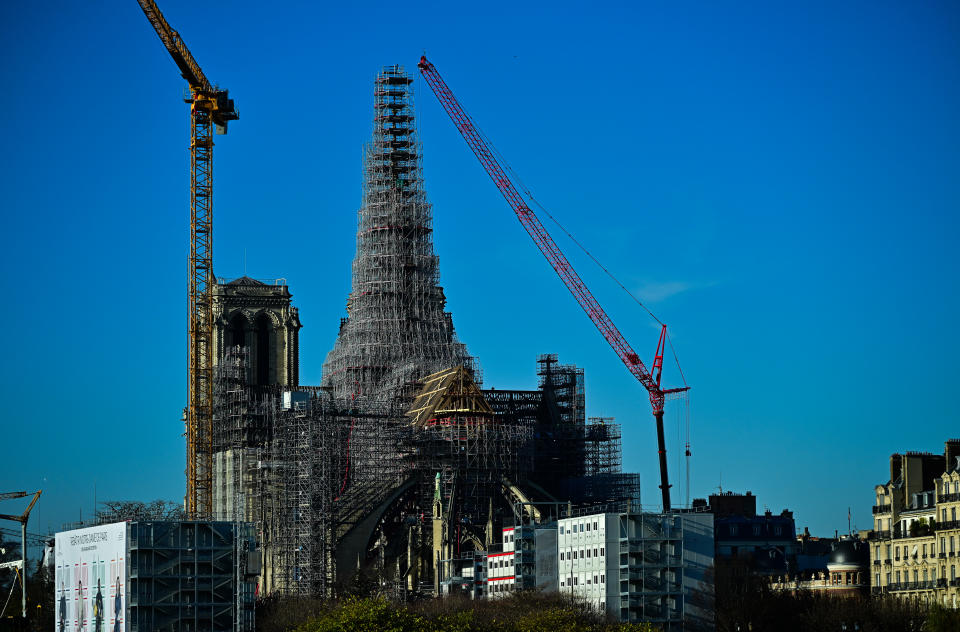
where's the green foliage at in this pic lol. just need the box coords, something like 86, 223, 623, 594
279, 593, 658, 632
910, 518, 928, 537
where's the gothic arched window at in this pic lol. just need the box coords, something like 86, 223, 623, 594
256, 313, 272, 385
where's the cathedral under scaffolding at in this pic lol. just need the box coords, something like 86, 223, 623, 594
208, 65, 641, 598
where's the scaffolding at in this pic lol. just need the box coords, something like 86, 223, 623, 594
585, 417, 622, 476
405, 367, 534, 548
322, 64, 478, 406
202, 66, 650, 601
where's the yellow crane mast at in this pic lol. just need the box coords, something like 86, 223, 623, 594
137, 0, 238, 518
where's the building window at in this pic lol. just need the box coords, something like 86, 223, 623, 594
255, 313, 272, 385
586, 523, 591, 532
560, 552, 564, 561
774, 526, 782, 536
600, 547, 604, 557
753, 525, 761, 536
594, 548, 598, 557
729, 525, 738, 536
560, 526, 564, 535
594, 521, 599, 531
586, 549, 591, 558
600, 575, 604, 583
573, 551, 577, 560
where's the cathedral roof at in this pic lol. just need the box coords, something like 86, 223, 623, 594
225, 276, 267, 287
406, 366, 492, 428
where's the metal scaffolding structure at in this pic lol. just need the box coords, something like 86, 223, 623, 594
585, 417, 622, 476
405, 367, 534, 545
202, 66, 653, 601
322, 64, 478, 406
535, 353, 587, 482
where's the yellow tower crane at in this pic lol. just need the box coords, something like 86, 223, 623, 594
137, 0, 238, 518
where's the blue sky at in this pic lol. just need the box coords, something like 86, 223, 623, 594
1, 0, 957, 541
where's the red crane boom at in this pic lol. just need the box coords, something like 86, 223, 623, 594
418, 56, 688, 511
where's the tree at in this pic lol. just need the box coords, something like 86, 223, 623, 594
96, 499, 185, 523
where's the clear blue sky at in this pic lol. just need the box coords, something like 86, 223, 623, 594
1, 0, 957, 540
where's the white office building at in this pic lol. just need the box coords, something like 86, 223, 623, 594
558, 510, 714, 630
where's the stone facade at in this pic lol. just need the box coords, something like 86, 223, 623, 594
212, 276, 301, 387
870, 439, 960, 608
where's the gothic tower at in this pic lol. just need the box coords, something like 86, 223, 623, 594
212, 276, 302, 387
322, 65, 476, 406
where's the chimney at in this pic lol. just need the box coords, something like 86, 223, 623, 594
947, 439, 960, 471
890, 453, 903, 484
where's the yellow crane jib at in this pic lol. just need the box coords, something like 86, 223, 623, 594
137, 0, 238, 133
136, 0, 237, 518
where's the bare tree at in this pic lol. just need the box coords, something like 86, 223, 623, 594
96, 500, 185, 524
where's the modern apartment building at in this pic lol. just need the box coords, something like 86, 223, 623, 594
870, 439, 960, 608
557, 509, 714, 630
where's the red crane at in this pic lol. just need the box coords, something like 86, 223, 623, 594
418, 56, 688, 511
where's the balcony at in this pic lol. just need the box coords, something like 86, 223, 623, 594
870, 530, 891, 541
890, 581, 936, 592
873, 505, 892, 515
934, 520, 959, 532
938, 492, 959, 503
873, 560, 881, 567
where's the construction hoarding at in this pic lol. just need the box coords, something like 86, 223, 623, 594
55, 522, 126, 632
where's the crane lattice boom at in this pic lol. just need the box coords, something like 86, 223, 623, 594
137, 0, 238, 518
418, 56, 688, 511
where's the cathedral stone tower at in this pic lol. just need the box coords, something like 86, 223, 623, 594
213, 276, 302, 387
322, 65, 476, 405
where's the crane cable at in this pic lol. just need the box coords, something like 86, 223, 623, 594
0, 566, 21, 618
469, 116, 688, 385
